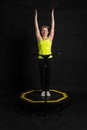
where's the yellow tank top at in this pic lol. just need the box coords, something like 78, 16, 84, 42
38, 38, 53, 59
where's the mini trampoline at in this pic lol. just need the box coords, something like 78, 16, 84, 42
20, 89, 72, 116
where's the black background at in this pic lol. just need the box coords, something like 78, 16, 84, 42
0, 0, 87, 130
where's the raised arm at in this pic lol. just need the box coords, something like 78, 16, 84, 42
49, 9, 55, 42
34, 9, 41, 41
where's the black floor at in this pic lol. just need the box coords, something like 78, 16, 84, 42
0, 83, 87, 130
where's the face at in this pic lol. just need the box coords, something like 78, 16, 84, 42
41, 27, 49, 37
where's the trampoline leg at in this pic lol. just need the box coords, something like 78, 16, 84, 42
59, 104, 62, 116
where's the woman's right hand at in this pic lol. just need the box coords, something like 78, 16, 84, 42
51, 9, 54, 17
35, 9, 38, 18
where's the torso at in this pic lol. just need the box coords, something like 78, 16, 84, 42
38, 38, 53, 59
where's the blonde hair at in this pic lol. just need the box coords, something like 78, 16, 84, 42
41, 25, 50, 30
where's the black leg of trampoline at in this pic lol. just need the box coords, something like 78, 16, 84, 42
59, 104, 62, 116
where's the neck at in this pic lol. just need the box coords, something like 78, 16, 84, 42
42, 36, 48, 40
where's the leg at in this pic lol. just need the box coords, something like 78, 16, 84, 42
38, 59, 46, 91
45, 58, 52, 91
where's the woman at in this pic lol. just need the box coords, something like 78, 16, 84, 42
34, 9, 55, 97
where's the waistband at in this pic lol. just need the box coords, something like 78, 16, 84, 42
38, 54, 53, 59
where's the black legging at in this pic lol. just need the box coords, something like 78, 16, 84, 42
38, 55, 52, 91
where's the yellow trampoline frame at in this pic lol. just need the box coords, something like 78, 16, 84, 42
20, 89, 68, 103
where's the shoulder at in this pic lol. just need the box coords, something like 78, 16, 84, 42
37, 37, 43, 43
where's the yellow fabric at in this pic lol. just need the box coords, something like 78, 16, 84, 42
38, 38, 53, 59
